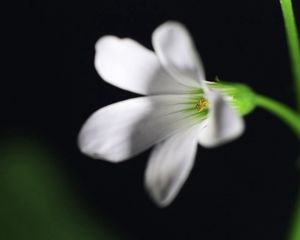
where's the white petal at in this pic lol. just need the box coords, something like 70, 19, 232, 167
94, 36, 188, 95
145, 125, 199, 207
152, 21, 205, 88
198, 91, 244, 147
78, 95, 199, 162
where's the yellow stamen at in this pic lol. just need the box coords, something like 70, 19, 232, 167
196, 98, 209, 112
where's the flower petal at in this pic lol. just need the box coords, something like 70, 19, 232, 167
94, 36, 188, 95
78, 95, 199, 162
198, 91, 244, 147
152, 21, 205, 88
145, 125, 199, 207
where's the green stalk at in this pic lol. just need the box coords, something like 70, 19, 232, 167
280, 0, 300, 110
280, 2, 300, 240
256, 94, 300, 240
255, 94, 300, 139
286, 187, 300, 240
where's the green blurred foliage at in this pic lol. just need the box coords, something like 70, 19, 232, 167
0, 136, 122, 240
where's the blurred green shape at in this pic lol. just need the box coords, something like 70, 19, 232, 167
0, 136, 122, 240
287, 190, 300, 240
255, 94, 300, 139
280, 1, 300, 240
280, 0, 300, 110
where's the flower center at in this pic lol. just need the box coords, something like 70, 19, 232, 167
196, 97, 209, 112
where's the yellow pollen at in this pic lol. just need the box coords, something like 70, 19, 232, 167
196, 98, 209, 112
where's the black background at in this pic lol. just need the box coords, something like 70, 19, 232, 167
3, 0, 300, 239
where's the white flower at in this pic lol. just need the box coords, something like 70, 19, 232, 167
78, 21, 244, 207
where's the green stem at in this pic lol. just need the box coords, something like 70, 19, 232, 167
255, 94, 300, 139
280, 1, 300, 240
286, 187, 300, 240
280, 0, 300, 110
256, 93, 300, 240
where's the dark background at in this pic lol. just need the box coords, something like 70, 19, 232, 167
2, 0, 300, 239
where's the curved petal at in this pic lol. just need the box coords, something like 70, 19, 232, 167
152, 21, 205, 88
198, 91, 244, 147
94, 36, 188, 95
145, 125, 199, 207
78, 95, 199, 162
